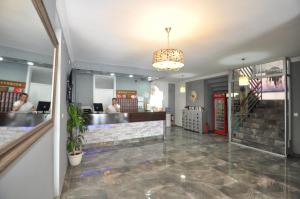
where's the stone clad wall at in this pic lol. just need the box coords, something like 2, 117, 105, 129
232, 100, 285, 154
85, 121, 164, 145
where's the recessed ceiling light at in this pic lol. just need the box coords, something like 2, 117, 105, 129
0, 57, 3, 61
147, 76, 152, 81
110, 73, 115, 76
27, 61, 34, 66
129, 74, 133, 78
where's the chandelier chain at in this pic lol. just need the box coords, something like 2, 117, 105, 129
165, 27, 171, 47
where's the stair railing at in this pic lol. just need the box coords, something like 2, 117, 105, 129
232, 66, 262, 132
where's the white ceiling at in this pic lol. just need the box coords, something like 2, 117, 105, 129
0, 0, 53, 57
59, 0, 300, 79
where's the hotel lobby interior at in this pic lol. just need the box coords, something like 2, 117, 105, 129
1, 0, 300, 198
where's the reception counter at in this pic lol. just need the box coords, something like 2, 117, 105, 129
84, 112, 166, 146
0, 113, 49, 150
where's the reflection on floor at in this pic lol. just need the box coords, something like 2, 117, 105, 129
62, 127, 300, 199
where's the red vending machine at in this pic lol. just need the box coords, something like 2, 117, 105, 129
213, 93, 227, 135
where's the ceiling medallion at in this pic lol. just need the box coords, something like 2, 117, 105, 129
152, 27, 184, 71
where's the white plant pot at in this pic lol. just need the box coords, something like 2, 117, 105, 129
68, 151, 83, 166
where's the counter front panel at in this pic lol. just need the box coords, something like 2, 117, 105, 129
84, 112, 166, 146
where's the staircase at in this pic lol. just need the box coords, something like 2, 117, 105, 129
233, 65, 262, 131
231, 65, 285, 154
232, 100, 285, 154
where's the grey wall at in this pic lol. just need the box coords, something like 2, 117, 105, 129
31, 69, 52, 84
72, 73, 151, 106
168, 83, 175, 114
186, 79, 205, 106
95, 76, 114, 89
291, 60, 300, 155
116, 77, 150, 99
74, 71, 93, 106
204, 76, 228, 130
0, 129, 54, 199
0, 62, 28, 82
185, 76, 228, 130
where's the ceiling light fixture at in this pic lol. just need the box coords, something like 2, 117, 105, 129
129, 74, 133, 78
110, 73, 115, 76
0, 57, 3, 61
27, 61, 34, 66
179, 75, 186, 93
152, 27, 184, 71
239, 58, 249, 86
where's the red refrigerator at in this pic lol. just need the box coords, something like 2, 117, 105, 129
213, 93, 227, 135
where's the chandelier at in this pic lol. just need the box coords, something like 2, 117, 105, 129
152, 27, 184, 71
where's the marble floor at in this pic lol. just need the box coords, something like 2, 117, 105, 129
62, 127, 300, 199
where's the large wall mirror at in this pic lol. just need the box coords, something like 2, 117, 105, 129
0, 0, 58, 170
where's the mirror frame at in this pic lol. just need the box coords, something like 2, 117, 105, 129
0, 0, 58, 172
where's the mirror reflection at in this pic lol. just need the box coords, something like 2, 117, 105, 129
0, 0, 54, 150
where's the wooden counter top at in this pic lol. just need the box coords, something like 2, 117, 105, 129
85, 112, 166, 125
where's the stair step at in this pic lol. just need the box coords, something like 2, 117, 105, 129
233, 133, 284, 147
248, 113, 284, 120
241, 121, 284, 130
258, 100, 284, 107
253, 108, 284, 114
245, 119, 284, 128
232, 137, 285, 154
237, 127, 284, 139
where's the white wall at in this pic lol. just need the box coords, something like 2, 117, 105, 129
0, 1, 72, 199
93, 75, 115, 110
0, 1, 59, 199
0, 129, 54, 199
28, 83, 52, 107
94, 89, 114, 110
175, 82, 186, 126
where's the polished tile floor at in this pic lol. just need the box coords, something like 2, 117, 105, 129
62, 127, 300, 199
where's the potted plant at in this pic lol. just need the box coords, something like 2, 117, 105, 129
67, 103, 87, 166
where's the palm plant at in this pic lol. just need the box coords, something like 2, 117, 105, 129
67, 103, 87, 155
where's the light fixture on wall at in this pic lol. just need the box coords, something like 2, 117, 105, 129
152, 27, 184, 71
239, 58, 249, 86
179, 75, 186, 93
0, 57, 3, 61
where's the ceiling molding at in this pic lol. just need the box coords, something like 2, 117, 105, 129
0, 45, 52, 64
73, 60, 168, 78
56, 0, 75, 61
184, 71, 229, 83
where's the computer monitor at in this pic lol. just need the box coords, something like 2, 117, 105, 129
37, 101, 51, 114
93, 103, 103, 113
